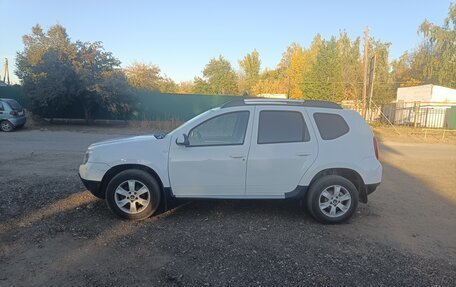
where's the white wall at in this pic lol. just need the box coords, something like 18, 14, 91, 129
397, 85, 433, 102
431, 86, 456, 102
397, 84, 456, 103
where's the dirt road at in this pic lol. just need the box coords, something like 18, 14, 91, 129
1, 128, 455, 286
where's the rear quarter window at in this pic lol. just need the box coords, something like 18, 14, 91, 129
6, 100, 22, 110
313, 112, 349, 140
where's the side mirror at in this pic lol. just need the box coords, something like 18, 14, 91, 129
176, 134, 189, 146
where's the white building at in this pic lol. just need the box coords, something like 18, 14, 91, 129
397, 84, 456, 103
395, 85, 456, 128
256, 93, 288, 99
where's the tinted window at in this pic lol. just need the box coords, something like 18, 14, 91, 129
188, 111, 249, 146
0, 102, 4, 111
313, 113, 349, 140
6, 100, 22, 110
258, 111, 309, 144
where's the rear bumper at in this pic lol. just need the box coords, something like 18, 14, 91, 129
366, 183, 380, 195
359, 182, 380, 203
10, 116, 26, 127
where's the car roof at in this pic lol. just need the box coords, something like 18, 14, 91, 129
220, 98, 342, 109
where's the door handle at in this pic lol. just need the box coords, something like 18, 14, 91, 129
296, 153, 310, 157
229, 155, 245, 159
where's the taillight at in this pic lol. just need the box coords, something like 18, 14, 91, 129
373, 137, 379, 160
10, 111, 18, 116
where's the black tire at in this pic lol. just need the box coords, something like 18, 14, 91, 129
105, 169, 161, 220
0, 120, 14, 132
306, 175, 359, 224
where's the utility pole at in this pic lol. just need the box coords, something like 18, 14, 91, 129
3, 58, 10, 85
362, 26, 369, 119
367, 54, 376, 121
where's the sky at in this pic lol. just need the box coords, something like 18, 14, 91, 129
0, 0, 452, 84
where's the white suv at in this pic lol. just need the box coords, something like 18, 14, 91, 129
79, 99, 382, 223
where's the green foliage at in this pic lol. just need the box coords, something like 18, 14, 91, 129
392, 3, 456, 89
158, 76, 178, 93
124, 63, 161, 91
369, 40, 395, 104
238, 50, 261, 95
252, 68, 287, 95
303, 37, 344, 101
124, 62, 178, 93
15, 24, 132, 121
193, 55, 239, 95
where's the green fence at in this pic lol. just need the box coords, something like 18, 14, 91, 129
0, 86, 239, 121
0, 85, 30, 108
134, 91, 238, 121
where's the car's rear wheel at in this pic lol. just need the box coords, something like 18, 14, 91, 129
306, 175, 358, 224
0, 121, 14, 132
105, 169, 161, 220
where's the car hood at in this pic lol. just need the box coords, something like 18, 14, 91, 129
89, 135, 158, 149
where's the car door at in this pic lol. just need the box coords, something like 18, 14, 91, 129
0, 102, 4, 119
169, 107, 254, 197
246, 107, 318, 197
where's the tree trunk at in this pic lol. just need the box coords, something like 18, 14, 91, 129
82, 103, 93, 125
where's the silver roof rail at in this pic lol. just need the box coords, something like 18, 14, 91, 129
220, 98, 342, 109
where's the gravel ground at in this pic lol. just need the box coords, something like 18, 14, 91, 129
0, 127, 455, 286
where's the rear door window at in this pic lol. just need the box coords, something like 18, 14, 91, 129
258, 110, 310, 144
313, 113, 349, 140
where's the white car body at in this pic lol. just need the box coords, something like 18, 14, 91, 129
79, 99, 382, 207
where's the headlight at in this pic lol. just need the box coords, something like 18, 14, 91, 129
82, 150, 92, 164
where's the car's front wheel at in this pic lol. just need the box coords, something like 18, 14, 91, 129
306, 175, 359, 224
105, 169, 161, 220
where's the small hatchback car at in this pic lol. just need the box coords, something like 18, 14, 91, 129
80, 99, 381, 223
0, 98, 26, 132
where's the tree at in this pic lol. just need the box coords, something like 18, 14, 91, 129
417, 3, 455, 88
369, 39, 395, 104
26, 49, 79, 118
158, 76, 178, 93
177, 81, 194, 94
124, 62, 162, 91
303, 37, 344, 101
238, 50, 261, 95
16, 24, 78, 117
391, 4, 456, 89
337, 32, 362, 101
192, 76, 211, 94
16, 24, 132, 122
73, 41, 130, 121
278, 43, 305, 99
251, 68, 288, 95
194, 55, 239, 95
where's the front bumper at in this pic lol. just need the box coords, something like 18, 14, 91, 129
79, 162, 110, 199
79, 174, 104, 199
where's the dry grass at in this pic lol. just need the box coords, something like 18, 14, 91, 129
372, 124, 456, 145
127, 119, 182, 132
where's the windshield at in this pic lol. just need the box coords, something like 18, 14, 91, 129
6, 100, 22, 111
